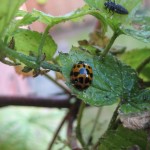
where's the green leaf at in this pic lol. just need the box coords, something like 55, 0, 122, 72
6, 11, 39, 36
120, 102, 150, 114
16, 11, 39, 26
84, 0, 141, 31
59, 46, 139, 106
123, 7, 150, 42
0, 107, 66, 150
23, 1, 148, 43
84, 0, 100, 9
31, 6, 92, 26
99, 126, 147, 150
0, 0, 25, 37
85, 0, 150, 43
120, 48, 150, 81
11, 29, 57, 60
132, 89, 150, 102
120, 89, 150, 114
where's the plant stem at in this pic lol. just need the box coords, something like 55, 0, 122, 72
44, 74, 71, 95
48, 111, 70, 150
37, 25, 51, 65
107, 103, 120, 131
0, 96, 71, 108
101, 31, 120, 57
67, 100, 81, 150
68, 116, 81, 150
1, 46, 61, 72
136, 56, 150, 73
41, 61, 61, 72
76, 101, 88, 150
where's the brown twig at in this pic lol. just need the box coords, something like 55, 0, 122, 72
0, 96, 71, 108
48, 99, 81, 150
76, 101, 89, 150
67, 100, 81, 150
48, 111, 70, 150
67, 115, 81, 150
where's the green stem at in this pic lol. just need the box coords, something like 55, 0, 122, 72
136, 56, 150, 73
41, 61, 61, 72
76, 101, 88, 150
1, 45, 61, 72
37, 25, 51, 64
101, 31, 120, 57
44, 74, 71, 94
107, 103, 120, 131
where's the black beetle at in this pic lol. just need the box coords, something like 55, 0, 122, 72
104, 0, 128, 14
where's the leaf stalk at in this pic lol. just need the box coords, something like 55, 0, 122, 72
101, 31, 120, 57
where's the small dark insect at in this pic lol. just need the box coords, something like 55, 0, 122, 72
104, 0, 128, 15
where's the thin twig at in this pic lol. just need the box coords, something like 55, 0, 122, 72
136, 56, 150, 73
56, 136, 70, 150
107, 103, 120, 131
48, 111, 70, 150
44, 74, 71, 95
0, 96, 71, 108
67, 117, 81, 150
76, 101, 89, 150
67, 100, 81, 150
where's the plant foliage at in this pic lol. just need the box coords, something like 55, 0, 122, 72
0, 0, 149, 149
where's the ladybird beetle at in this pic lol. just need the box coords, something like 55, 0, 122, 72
104, 0, 128, 15
70, 61, 93, 90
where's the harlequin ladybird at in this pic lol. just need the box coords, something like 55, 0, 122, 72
104, 0, 128, 14
70, 61, 93, 90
